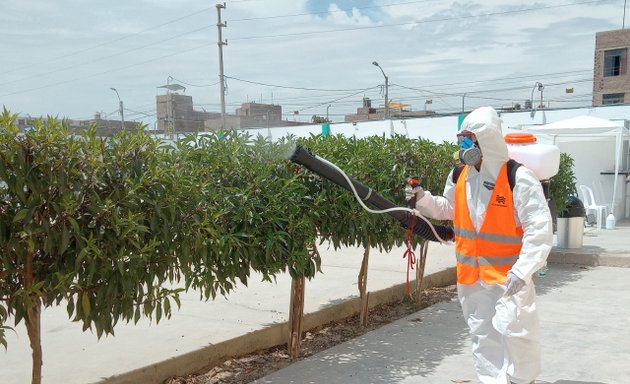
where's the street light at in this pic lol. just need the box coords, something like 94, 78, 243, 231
530, 82, 544, 109
109, 87, 125, 130
326, 104, 331, 122
529, 82, 544, 118
372, 61, 389, 119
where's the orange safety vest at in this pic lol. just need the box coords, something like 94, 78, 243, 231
453, 163, 523, 285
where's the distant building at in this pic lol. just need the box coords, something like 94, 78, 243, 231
156, 93, 218, 134
593, 29, 630, 106
70, 113, 140, 135
204, 102, 308, 130
15, 113, 141, 136
344, 97, 434, 122
15, 116, 36, 132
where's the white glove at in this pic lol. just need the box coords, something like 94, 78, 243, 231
504, 272, 525, 297
404, 184, 425, 203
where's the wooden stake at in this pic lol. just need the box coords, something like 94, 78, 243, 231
24, 250, 43, 384
358, 245, 370, 327
414, 241, 429, 303
288, 275, 305, 359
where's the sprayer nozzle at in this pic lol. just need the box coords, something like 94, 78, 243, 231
405, 176, 420, 187
290, 145, 308, 162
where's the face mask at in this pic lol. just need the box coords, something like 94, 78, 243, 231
453, 136, 482, 166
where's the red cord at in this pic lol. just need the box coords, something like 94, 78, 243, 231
403, 213, 416, 297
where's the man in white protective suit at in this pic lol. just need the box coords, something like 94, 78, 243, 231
405, 106, 553, 384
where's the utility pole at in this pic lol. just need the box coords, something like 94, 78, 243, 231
110, 87, 125, 130
372, 61, 389, 119
216, 3, 227, 129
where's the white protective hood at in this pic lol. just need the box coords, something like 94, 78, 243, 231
417, 106, 552, 283
459, 106, 509, 180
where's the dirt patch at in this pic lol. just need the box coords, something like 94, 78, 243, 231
165, 285, 457, 384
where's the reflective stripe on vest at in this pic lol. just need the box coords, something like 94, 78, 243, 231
453, 163, 524, 285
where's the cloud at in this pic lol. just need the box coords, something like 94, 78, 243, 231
0, 0, 624, 122
325, 4, 376, 26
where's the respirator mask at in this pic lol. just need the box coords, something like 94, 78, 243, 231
454, 133, 482, 166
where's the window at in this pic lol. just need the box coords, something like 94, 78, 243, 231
602, 93, 625, 105
604, 48, 627, 77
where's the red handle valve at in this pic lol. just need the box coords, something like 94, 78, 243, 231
405, 176, 421, 208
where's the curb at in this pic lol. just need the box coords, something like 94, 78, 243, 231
549, 249, 630, 268
100, 267, 456, 384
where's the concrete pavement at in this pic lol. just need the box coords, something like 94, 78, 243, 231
254, 263, 629, 384
1, 221, 628, 384
255, 221, 630, 384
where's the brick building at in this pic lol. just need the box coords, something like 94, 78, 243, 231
204, 102, 308, 130
593, 29, 630, 106
344, 97, 434, 122
156, 93, 219, 134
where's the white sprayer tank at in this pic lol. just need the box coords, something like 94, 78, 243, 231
504, 133, 560, 180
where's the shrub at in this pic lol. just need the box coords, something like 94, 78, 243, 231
549, 153, 578, 216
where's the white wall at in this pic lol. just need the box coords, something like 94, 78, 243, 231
245, 105, 630, 219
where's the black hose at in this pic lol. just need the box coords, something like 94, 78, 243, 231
290, 145, 454, 243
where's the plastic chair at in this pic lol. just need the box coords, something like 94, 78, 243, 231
579, 185, 608, 229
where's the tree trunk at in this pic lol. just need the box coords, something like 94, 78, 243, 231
414, 241, 429, 303
24, 250, 43, 384
358, 245, 370, 327
288, 275, 305, 359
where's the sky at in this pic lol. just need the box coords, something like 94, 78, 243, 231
0, 0, 627, 126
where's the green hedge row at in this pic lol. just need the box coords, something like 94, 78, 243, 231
0, 112, 573, 371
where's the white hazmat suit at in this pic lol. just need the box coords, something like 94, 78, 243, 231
414, 106, 553, 384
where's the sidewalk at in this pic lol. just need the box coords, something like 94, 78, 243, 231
1, 221, 628, 384
254, 263, 630, 384
255, 220, 630, 384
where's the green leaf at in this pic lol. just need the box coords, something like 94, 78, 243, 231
12, 209, 29, 223
67, 297, 75, 318
59, 227, 70, 255
81, 293, 91, 319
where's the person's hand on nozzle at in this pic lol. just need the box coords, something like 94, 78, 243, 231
404, 177, 425, 207
504, 272, 525, 297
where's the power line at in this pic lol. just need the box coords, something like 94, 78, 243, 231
3, 7, 215, 76
225, 76, 374, 92
3, 1, 609, 120
295, 87, 381, 112
230, 0, 612, 41
167, 76, 219, 88
0, 25, 215, 88
4, 0, 604, 87
0, 41, 214, 98
1, 1, 603, 92
226, 0, 438, 22
124, 108, 156, 119
417, 70, 593, 93
223, 69, 593, 102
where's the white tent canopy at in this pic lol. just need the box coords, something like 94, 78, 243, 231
523, 115, 630, 217
526, 115, 628, 136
